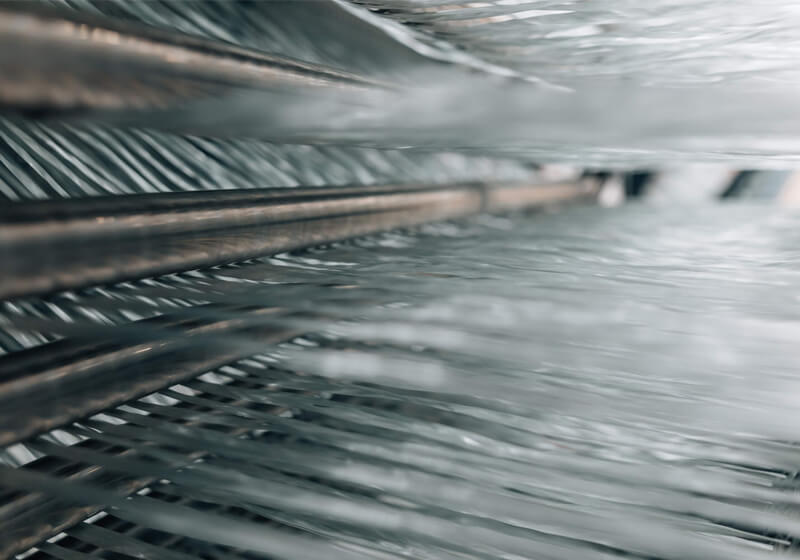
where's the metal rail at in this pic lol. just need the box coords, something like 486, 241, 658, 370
0, 2, 386, 116
0, 310, 302, 559
0, 181, 594, 300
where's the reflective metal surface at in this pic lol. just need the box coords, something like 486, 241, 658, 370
0, 181, 592, 299
3, 206, 800, 559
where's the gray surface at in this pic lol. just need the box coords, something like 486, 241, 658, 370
2, 204, 800, 558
